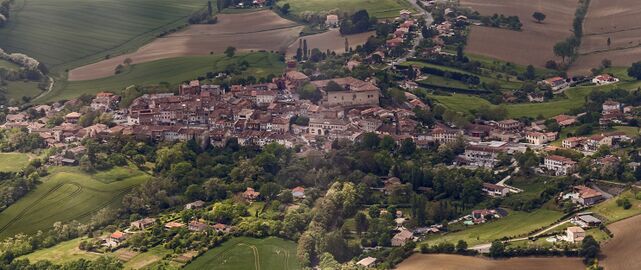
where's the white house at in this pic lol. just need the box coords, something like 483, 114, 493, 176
592, 74, 619, 85
566, 226, 585, 243
544, 155, 577, 176
326, 14, 339, 27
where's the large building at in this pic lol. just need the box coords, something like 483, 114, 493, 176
544, 155, 577, 176
311, 77, 380, 107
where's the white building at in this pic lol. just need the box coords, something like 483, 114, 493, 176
544, 155, 577, 176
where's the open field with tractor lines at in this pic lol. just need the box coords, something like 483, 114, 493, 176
277, 0, 416, 19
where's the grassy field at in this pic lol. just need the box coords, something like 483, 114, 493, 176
42, 52, 284, 102
184, 237, 300, 270
4, 81, 43, 102
0, 166, 151, 239
405, 61, 523, 91
0, 0, 209, 74
18, 237, 100, 264
277, 0, 415, 18
0, 152, 31, 172
122, 246, 175, 269
424, 209, 564, 246
592, 190, 641, 224
0, 59, 20, 70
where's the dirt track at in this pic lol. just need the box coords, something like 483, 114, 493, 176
395, 254, 585, 270
461, 0, 577, 67
285, 29, 374, 58
68, 10, 303, 81
568, 0, 641, 75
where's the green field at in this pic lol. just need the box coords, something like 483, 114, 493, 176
278, 0, 415, 18
5, 81, 43, 102
0, 0, 209, 74
424, 209, 564, 246
591, 191, 641, 223
0, 152, 31, 172
185, 237, 300, 270
0, 59, 20, 70
41, 52, 284, 102
405, 61, 523, 91
0, 166, 151, 239
19, 237, 100, 264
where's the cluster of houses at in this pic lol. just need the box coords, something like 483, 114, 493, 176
385, 12, 417, 49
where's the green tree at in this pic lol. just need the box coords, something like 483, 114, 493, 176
456, 240, 468, 253
628, 61, 641, 80
259, 182, 281, 201
224, 46, 236, 57
354, 212, 369, 235
554, 40, 574, 63
489, 241, 505, 258
532, 11, 546, 23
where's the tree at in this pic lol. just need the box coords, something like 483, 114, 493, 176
628, 61, 641, 80
124, 58, 133, 66
259, 182, 281, 201
489, 240, 505, 258
554, 40, 574, 63
354, 212, 368, 235
114, 64, 125, 74
280, 3, 290, 14
607, 37, 611, 47
207, 1, 213, 15
344, 38, 349, 53
456, 240, 468, 253
580, 235, 600, 262
224, 46, 236, 57
523, 65, 536, 80
601, 58, 612, 69
303, 39, 308, 60
532, 12, 546, 23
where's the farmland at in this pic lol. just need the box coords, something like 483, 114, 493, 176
43, 52, 285, 102
396, 253, 585, 270
0, 152, 31, 172
184, 237, 300, 270
0, 166, 151, 239
569, 0, 641, 75
277, 0, 416, 19
591, 190, 641, 223
0, 0, 210, 75
423, 208, 564, 247
462, 0, 578, 67
18, 238, 101, 264
68, 10, 301, 81
601, 214, 641, 270
285, 29, 374, 58
0, 59, 19, 70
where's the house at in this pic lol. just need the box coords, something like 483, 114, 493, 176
541, 77, 569, 92
185, 200, 206, 210
213, 223, 231, 233
562, 137, 585, 149
544, 155, 577, 176
65, 112, 81, 124
399, 10, 412, 20
526, 131, 557, 145
566, 226, 585, 243
391, 229, 414, 246
386, 37, 404, 48
553, 115, 577, 127
357, 257, 377, 268
311, 77, 380, 107
602, 100, 621, 113
188, 220, 209, 232
5, 113, 28, 123
326, 14, 339, 27
243, 187, 260, 201
164, 221, 185, 229
130, 218, 156, 230
471, 209, 498, 224
592, 74, 619, 85
570, 185, 604, 206
497, 119, 522, 131
459, 145, 505, 168
574, 214, 602, 228
482, 183, 509, 197
527, 92, 545, 103
110, 231, 127, 243
292, 186, 305, 199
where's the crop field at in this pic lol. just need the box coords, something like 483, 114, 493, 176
396, 254, 585, 270
423, 209, 563, 247
43, 52, 284, 102
601, 214, 641, 270
277, 0, 415, 19
462, 0, 578, 68
0, 152, 31, 172
184, 237, 300, 270
0, 0, 209, 74
68, 10, 301, 81
285, 29, 374, 59
569, 0, 641, 75
18, 237, 100, 264
0, 166, 151, 239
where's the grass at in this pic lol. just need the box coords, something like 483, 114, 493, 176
277, 0, 416, 18
0, 166, 151, 239
405, 61, 523, 91
4, 81, 43, 102
0, 152, 31, 172
18, 237, 100, 264
123, 246, 175, 269
184, 237, 300, 270
591, 190, 641, 223
0, 0, 210, 75
424, 209, 564, 247
0, 59, 20, 70
42, 52, 284, 102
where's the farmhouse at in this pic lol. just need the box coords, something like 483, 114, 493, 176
326, 14, 339, 27
291, 186, 305, 199
525, 131, 557, 145
242, 187, 260, 201
482, 183, 509, 197
188, 220, 209, 232
543, 155, 577, 176
566, 226, 585, 243
541, 77, 569, 92
568, 185, 604, 206
592, 74, 619, 85
164, 221, 185, 229
130, 217, 156, 230
357, 257, 377, 268
391, 229, 414, 246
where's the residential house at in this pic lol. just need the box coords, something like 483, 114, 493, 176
592, 74, 619, 85
188, 220, 209, 232
526, 131, 557, 145
164, 221, 185, 230
130, 218, 156, 230
471, 209, 498, 224
566, 226, 585, 243
554, 115, 577, 127
544, 155, 577, 176
399, 10, 412, 20
562, 137, 585, 149
459, 145, 505, 168
110, 231, 127, 243
356, 257, 377, 268
292, 186, 305, 199
570, 185, 604, 206
482, 183, 509, 197
326, 14, 339, 27
541, 77, 569, 92
185, 200, 206, 210
243, 187, 260, 201
391, 229, 413, 246
65, 112, 81, 124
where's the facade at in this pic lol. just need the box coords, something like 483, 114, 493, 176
482, 183, 509, 197
544, 155, 577, 176
391, 229, 413, 246
566, 226, 585, 243
461, 145, 504, 168
311, 77, 380, 107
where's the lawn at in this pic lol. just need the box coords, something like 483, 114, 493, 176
41, 52, 284, 102
184, 237, 300, 270
424, 209, 564, 247
0, 166, 151, 239
277, 0, 415, 18
0, 152, 31, 172
591, 190, 641, 224
18, 237, 100, 264
0, 0, 209, 75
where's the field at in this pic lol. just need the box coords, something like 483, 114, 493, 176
18, 237, 101, 264
4, 81, 43, 102
601, 214, 641, 270
569, 0, 641, 75
423, 209, 564, 247
404, 60, 523, 91
591, 191, 641, 223
462, 0, 578, 68
44, 52, 284, 102
285, 29, 374, 59
68, 10, 301, 81
0, 59, 19, 70
121, 246, 175, 269
396, 254, 585, 270
277, 0, 416, 19
0, 166, 151, 239
0, 152, 31, 172
184, 237, 300, 270
0, 0, 209, 75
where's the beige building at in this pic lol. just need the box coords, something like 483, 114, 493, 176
311, 77, 380, 107
566, 226, 585, 243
